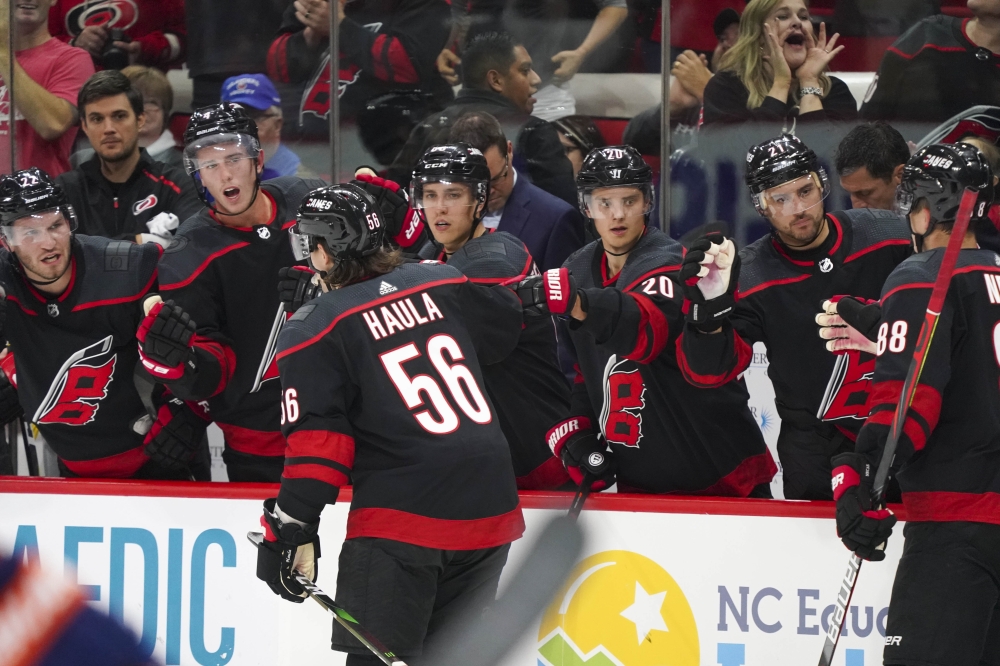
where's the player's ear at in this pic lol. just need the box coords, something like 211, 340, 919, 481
256, 149, 265, 174
891, 163, 905, 186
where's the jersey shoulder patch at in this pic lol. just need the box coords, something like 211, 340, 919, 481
448, 232, 534, 281
562, 240, 600, 280
738, 234, 801, 295
74, 235, 157, 307
834, 208, 911, 259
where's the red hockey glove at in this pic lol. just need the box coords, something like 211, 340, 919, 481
137, 300, 197, 381
277, 266, 321, 313
256, 498, 321, 603
352, 172, 424, 249
547, 417, 616, 490
832, 452, 897, 561
516, 268, 577, 317
679, 233, 740, 331
143, 397, 210, 471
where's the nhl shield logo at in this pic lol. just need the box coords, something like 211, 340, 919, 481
47, 303, 59, 317
818, 257, 833, 273
257, 227, 271, 240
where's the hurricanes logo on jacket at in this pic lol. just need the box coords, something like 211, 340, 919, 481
65, 0, 139, 34
33, 336, 117, 426
600, 358, 647, 448
132, 194, 158, 215
251, 305, 291, 393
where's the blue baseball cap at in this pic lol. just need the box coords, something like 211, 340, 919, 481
221, 74, 281, 111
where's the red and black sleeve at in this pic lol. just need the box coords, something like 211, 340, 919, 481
266, 6, 324, 85
676, 300, 761, 388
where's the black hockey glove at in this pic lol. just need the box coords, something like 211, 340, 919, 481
143, 397, 210, 471
516, 268, 578, 317
0, 367, 21, 426
277, 266, 321, 313
352, 171, 424, 249
546, 417, 616, 490
679, 233, 741, 332
257, 498, 321, 603
137, 300, 197, 381
832, 452, 897, 561
817, 296, 881, 354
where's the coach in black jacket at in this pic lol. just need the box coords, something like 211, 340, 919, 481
57, 71, 201, 243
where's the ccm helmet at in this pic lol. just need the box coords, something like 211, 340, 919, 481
576, 145, 655, 221
896, 142, 994, 245
745, 133, 830, 216
0, 167, 77, 239
183, 103, 262, 213
291, 183, 386, 263
410, 143, 491, 213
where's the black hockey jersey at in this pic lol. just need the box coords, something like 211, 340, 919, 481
563, 228, 775, 495
275, 261, 525, 549
0, 235, 159, 476
157, 176, 326, 457
679, 208, 912, 437
432, 231, 572, 489
861, 16, 1000, 123
855, 248, 1000, 525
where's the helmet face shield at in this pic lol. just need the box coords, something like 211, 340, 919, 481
757, 173, 828, 217
894, 182, 918, 216
289, 226, 313, 262
580, 184, 655, 220
409, 177, 484, 211
183, 133, 260, 175
0, 207, 76, 249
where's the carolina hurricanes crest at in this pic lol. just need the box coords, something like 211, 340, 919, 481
132, 194, 157, 215
250, 305, 291, 393
599, 356, 647, 448
33, 336, 117, 426
300, 52, 362, 121
817, 350, 875, 421
65, 0, 138, 34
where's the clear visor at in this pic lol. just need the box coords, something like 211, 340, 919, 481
0, 208, 75, 248
581, 185, 654, 220
757, 173, 828, 217
183, 133, 260, 175
894, 185, 916, 216
409, 178, 481, 210
289, 227, 314, 262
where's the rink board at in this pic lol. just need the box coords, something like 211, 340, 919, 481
0, 479, 904, 666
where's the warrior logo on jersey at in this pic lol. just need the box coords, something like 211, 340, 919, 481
33, 336, 117, 426
251, 305, 291, 393
65, 0, 139, 35
817, 350, 875, 421
600, 357, 646, 448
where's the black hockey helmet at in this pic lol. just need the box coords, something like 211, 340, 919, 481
575, 145, 655, 220
358, 90, 440, 166
183, 103, 263, 213
745, 133, 830, 216
895, 142, 994, 231
0, 168, 77, 241
291, 183, 386, 262
410, 143, 491, 212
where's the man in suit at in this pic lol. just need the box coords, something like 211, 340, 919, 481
448, 111, 584, 270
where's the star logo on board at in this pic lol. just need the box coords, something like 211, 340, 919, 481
257, 227, 271, 240
620, 581, 669, 644
379, 281, 397, 295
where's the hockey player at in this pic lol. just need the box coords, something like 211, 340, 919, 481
831, 142, 1000, 666
255, 183, 525, 665
517, 146, 776, 496
677, 134, 912, 500
0, 168, 208, 479
137, 103, 326, 482
413, 143, 572, 489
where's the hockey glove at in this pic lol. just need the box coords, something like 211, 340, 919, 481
816, 297, 880, 354
352, 171, 424, 249
0, 364, 21, 425
547, 417, 616, 490
679, 233, 740, 331
516, 268, 577, 317
137, 300, 197, 381
143, 396, 210, 471
257, 498, 321, 603
832, 452, 897, 561
277, 266, 321, 313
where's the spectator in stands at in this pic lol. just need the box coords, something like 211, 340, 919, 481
221, 74, 301, 179
49, 0, 185, 71
0, 0, 94, 176
552, 115, 606, 177
861, 0, 1000, 123
121, 65, 182, 169
56, 71, 201, 244
834, 121, 910, 210
267, 0, 452, 131
448, 112, 584, 270
703, 0, 858, 125
389, 32, 577, 207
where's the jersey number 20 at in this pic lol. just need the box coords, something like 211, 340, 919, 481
380, 334, 492, 434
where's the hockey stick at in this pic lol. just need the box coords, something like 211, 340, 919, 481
19, 418, 38, 477
817, 188, 978, 666
569, 354, 620, 519
568, 472, 594, 520
247, 532, 408, 666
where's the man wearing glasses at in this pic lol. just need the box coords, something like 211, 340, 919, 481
221, 73, 304, 180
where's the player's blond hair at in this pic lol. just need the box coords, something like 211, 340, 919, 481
718, 0, 831, 110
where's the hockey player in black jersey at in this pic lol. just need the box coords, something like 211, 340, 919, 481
517, 146, 776, 496
137, 103, 327, 482
255, 183, 525, 665
678, 134, 912, 500
832, 142, 1000, 666
0, 168, 209, 479
412, 143, 572, 489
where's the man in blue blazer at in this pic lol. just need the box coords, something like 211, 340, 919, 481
449, 112, 585, 270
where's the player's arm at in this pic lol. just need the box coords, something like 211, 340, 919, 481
266, 5, 323, 84
455, 278, 524, 365
859, 46, 905, 121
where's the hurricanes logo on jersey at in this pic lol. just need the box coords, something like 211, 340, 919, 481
817, 350, 874, 422
600, 357, 647, 448
250, 305, 291, 393
65, 0, 138, 34
33, 336, 117, 426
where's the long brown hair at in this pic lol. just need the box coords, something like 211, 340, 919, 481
718, 0, 831, 110
321, 248, 404, 291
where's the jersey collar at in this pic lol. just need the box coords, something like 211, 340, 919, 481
770, 213, 845, 274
